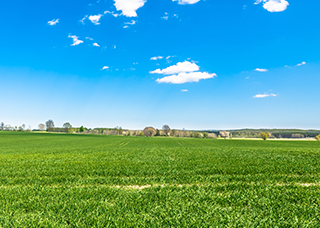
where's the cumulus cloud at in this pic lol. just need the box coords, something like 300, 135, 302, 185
255, 68, 268, 72
102, 66, 109, 70
114, 0, 146, 17
151, 56, 163, 60
156, 72, 216, 84
93, 43, 100, 47
150, 61, 199, 74
173, 0, 200, 4
152, 61, 216, 84
48, 19, 59, 26
68, 35, 83, 46
253, 93, 277, 98
296, 61, 306, 66
89, 14, 103, 25
255, 0, 289, 12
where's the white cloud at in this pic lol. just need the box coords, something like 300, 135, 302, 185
123, 25, 129, 28
253, 93, 277, 98
80, 15, 88, 24
255, 0, 289, 12
255, 68, 268, 72
102, 66, 109, 70
296, 61, 306, 66
125, 20, 136, 25
48, 19, 59, 26
93, 43, 100, 47
89, 14, 103, 25
86, 37, 93, 40
173, 0, 200, 5
151, 56, 163, 60
152, 60, 216, 84
68, 35, 83, 46
182, 89, 188, 92
150, 61, 199, 74
156, 72, 216, 84
104, 11, 120, 17
114, 0, 146, 17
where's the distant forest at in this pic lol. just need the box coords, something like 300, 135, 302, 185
205, 129, 320, 139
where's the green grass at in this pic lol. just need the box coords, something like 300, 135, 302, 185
0, 131, 319, 227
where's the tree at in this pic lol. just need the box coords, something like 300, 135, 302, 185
38, 124, 45, 131
80, 126, 85, 133
22, 124, 26, 131
139, 131, 144, 137
219, 131, 230, 139
162, 125, 171, 136
203, 132, 209, 138
155, 129, 161, 136
119, 127, 123, 135
63, 122, 72, 133
46, 120, 55, 132
0, 122, 4, 131
143, 127, 156, 137
316, 134, 320, 141
260, 132, 271, 141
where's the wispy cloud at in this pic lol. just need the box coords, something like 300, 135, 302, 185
89, 14, 103, 25
156, 72, 216, 84
255, 68, 268, 72
152, 61, 216, 84
102, 66, 109, 70
104, 11, 120, 17
48, 19, 59, 26
182, 89, 188, 92
68, 35, 83, 46
114, 0, 147, 17
253, 93, 277, 98
173, 0, 200, 5
255, 0, 289, 12
80, 15, 88, 24
123, 20, 136, 28
151, 56, 163, 60
296, 61, 306, 66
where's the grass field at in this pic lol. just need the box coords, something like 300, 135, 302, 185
0, 132, 319, 227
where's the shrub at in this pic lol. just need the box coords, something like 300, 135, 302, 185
139, 132, 144, 137
203, 132, 208, 138
260, 132, 271, 141
316, 134, 320, 141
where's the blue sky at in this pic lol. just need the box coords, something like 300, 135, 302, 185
0, 0, 319, 130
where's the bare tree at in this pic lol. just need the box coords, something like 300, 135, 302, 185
38, 124, 45, 131
46, 119, 55, 132
63, 122, 72, 133
143, 127, 156, 137
22, 124, 26, 131
162, 124, 171, 136
0, 122, 4, 131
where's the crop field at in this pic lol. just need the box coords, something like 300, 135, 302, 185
0, 132, 319, 227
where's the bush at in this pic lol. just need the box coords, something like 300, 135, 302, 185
316, 134, 320, 141
139, 132, 144, 137
203, 132, 208, 138
260, 132, 271, 141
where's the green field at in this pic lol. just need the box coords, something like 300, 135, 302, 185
0, 132, 319, 227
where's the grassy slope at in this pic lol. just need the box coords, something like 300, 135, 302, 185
0, 132, 319, 227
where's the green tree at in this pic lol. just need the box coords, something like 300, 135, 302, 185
155, 129, 161, 136
80, 126, 85, 132
260, 132, 271, 140
203, 132, 208, 138
63, 122, 72, 133
316, 134, 320, 141
139, 131, 144, 137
